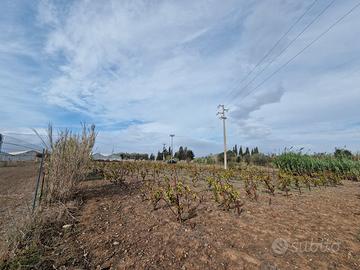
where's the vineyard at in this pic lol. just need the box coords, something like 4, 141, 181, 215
1, 149, 360, 269
82, 159, 359, 269
92, 153, 358, 223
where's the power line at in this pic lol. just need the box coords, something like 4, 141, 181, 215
227, 0, 336, 103
229, 1, 360, 105
2, 142, 42, 152
4, 134, 42, 144
225, 0, 319, 101
3, 134, 43, 150
3, 132, 49, 139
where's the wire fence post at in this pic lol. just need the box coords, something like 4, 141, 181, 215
32, 148, 45, 213
0, 134, 3, 153
39, 150, 47, 203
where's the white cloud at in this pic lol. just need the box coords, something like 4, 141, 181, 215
1, 0, 360, 155
230, 85, 285, 120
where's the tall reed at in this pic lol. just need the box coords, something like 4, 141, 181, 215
43, 123, 96, 202
273, 152, 360, 180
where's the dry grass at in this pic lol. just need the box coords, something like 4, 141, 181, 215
1, 206, 34, 256
0, 201, 82, 269
0, 124, 96, 269
43, 123, 96, 203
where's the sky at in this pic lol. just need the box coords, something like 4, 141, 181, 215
0, 0, 360, 156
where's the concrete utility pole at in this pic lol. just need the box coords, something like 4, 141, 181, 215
0, 134, 3, 153
170, 134, 175, 159
162, 143, 166, 160
217, 105, 228, 170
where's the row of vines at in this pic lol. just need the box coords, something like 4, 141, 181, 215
89, 157, 355, 223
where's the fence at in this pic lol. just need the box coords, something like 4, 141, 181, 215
0, 133, 46, 212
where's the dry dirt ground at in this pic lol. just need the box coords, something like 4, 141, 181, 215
67, 179, 360, 270
0, 164, 38, 254
1, 168, 360, 269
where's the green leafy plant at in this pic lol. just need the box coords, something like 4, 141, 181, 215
104, 162, 129, 185
207, 177, 244, 214
150, 174, 202, 222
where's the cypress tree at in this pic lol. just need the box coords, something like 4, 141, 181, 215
239, 146, 243, 156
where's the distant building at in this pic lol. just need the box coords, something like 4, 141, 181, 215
107, 154, 122, 161
0, 150, 40, 161
0, 152, 13, 161
92, 153, 107, 160
92, 153, 122, 161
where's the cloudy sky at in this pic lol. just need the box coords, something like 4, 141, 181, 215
1, 0, 359, 156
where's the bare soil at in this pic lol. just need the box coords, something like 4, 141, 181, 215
0, 164, 38, 254
1, 168, 359, 269
69, 179, 360, 270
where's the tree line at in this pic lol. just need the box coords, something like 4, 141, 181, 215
231, 145, 259, 156
117, 152, 150, 160
217, 145, 270, 165
156, 146, 195, 161
109, 146, 195, 162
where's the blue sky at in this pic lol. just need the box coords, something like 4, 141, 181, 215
1, 0, 360, 156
